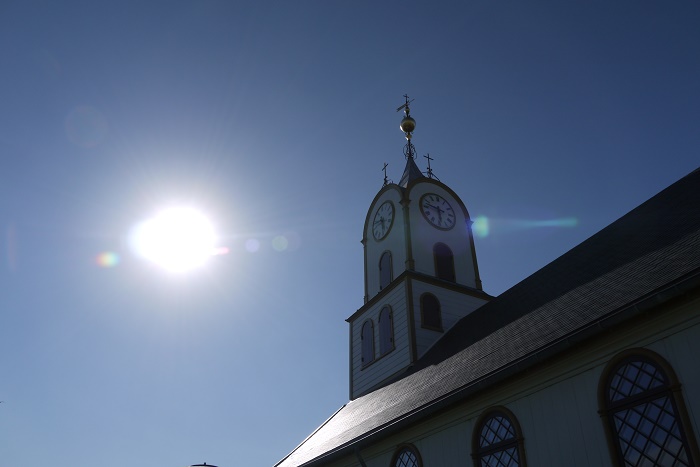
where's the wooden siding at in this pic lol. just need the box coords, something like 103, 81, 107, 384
512, 367, 610, 466
329, 295, 700, 467
411, 279, 489, 358
350, 283, 411, 399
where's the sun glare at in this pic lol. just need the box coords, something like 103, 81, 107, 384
131, 207, 218, 273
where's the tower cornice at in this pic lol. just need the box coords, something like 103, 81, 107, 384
347, 270, 493, 323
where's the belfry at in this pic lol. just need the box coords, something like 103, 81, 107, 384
349, 96, 490, 399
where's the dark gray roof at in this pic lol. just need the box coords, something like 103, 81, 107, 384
398, 156, 425, 187
276, 168, 700, 467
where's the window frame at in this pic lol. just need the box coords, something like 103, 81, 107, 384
433, 242, 456, 282
379, 250, 393, 291
360, 319, 375, 368
390, 443, 423, 467
598, 348, 700, 467
471, 406, 527, 467
378, 306, 394, 356
419, 293, 443, 331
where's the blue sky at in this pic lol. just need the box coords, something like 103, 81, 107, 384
1, 2, 698, 466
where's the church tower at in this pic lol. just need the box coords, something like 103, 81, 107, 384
347, 97, 492, 399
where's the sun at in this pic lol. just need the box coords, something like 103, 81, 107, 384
131, 206, 218, 273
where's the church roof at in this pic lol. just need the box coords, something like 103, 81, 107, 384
398, 156, 425, 187
275, 168, 700, 467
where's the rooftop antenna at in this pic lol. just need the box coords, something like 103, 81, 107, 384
397, 94, 416, 160
382, 162, 390, 186
424, 153, 439, 181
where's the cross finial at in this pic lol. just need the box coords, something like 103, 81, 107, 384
424, 153, 434, 178
402, 94, 411, 116
396, 94, 414, 116
424, 153, 440, 181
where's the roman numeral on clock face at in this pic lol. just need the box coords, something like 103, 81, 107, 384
420, 193, 456, 230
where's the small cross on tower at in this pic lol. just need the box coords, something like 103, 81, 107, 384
424, 153, 436, 179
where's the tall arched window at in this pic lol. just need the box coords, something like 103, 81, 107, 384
599, 349, 700, 466
379, 251, 393, 290
379, 306, 394, 356
391, 444, 422, 467
434, 242, 455, 282
361, 320, 374, 367
472, 407, 526, 467
420, 293, 442, 331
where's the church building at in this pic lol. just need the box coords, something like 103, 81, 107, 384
275, 98, 700, 467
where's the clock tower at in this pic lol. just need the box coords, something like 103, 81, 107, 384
347, 97, 492, 399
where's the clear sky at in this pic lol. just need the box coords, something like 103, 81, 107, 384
1, 1, 698, 466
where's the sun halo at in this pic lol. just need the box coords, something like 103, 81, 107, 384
131, 206, 218, 273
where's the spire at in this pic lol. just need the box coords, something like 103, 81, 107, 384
396, 94, 426, 187
399, 156, 424, 187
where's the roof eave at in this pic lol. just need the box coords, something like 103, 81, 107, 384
297, 266, 700, 467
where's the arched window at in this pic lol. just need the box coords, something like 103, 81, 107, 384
434, 242, 455, 282
379, 251, 393, 290
379, 306, 394, 356
361, 320, 374, 367
391, 444, 422, 467
599, 349, 700, 466
472, 408, 526, 467
420, 293, 442, 331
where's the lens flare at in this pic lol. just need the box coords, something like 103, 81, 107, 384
96, 252, 120, 268
272, 235, 288, 252
6, 223, 18, 272
472, 215, 578, 238
518, 217, 578, 228
213, 246, 230, 256
472, 216, 490, 238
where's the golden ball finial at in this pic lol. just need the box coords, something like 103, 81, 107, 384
400, 116, 416, 134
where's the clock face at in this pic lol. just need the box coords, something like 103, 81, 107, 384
420, 193, 456, 230
372, 201, 395, 240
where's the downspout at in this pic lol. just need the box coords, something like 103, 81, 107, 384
354, 447, 368, 467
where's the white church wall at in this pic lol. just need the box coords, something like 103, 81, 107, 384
350, 283, 412, 399
643, 310, 700, 438
406, 181, 477, 289
331, 295, 700, 466
507, 296, 700, 466
365, 187, 406, 301
510, 366, 612, 466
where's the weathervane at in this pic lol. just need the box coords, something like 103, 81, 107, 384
397, 94, 416, 160
382, 162, 389, 186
